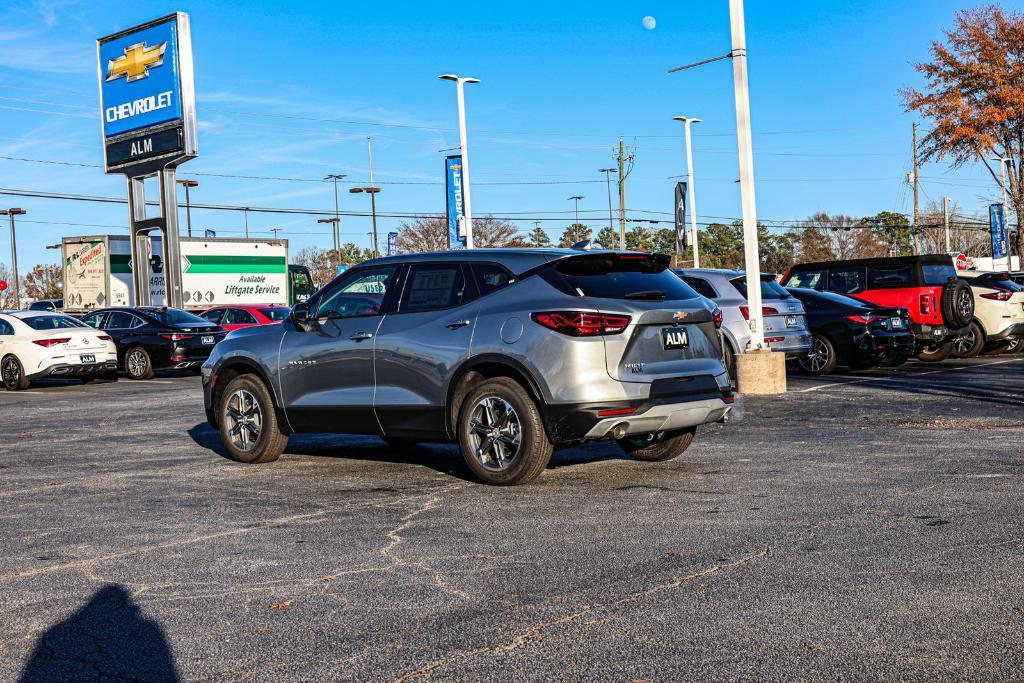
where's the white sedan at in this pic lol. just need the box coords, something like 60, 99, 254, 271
0, 311, 118, 390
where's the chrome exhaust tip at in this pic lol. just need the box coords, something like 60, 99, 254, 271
609, 422, 629, 439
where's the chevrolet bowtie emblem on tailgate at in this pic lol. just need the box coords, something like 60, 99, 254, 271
673, 311, 689, 321
106, 41, 167, 82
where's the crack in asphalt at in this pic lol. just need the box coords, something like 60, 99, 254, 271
392, 545, 770, 682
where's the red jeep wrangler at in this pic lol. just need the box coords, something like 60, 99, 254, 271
781, 255, 975, 362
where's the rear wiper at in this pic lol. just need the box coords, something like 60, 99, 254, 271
624, 290, 666, 300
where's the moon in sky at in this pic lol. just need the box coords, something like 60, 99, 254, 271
642, 15, 656, 30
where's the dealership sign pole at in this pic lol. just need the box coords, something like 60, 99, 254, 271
97, 12, 197, 308
446, 155, 466, 249
990, 203, 1009, 271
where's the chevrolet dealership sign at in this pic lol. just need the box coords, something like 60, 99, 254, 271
97, 13, 197, 173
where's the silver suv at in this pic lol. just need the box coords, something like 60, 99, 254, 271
202, 249, 737, 485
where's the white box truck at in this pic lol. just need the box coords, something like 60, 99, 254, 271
62, 235, 315, 311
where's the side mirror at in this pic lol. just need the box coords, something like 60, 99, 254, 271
291, 302, 312, 330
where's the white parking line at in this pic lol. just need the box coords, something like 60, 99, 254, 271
793, 357, 1024, 393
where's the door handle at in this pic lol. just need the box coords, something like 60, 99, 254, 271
446, 319, 471, 330
349, 332, 373, 341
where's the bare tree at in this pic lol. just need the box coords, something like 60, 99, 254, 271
916, 200, 991, 256
0, 262, 15, 308
790, 213, 887, 262
292, 246, 337, 289
471, 216, 521, 248
23, 264, 63, 300
396, 217, 449, 254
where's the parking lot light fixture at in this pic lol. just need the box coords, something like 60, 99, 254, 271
439, 74, 479, 249
672, 116, 702, 268
175, 179, 199, 237
1, 208, 25, 308
349, 187, 382, 257
598, 168, 616, 233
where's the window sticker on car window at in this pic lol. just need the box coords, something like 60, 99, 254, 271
407, 269, 458, 309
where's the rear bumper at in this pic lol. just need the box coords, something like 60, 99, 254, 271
543, 374, 737, 443
27, 360, 118, 380
853, 330, 916, 363
987, 322, 1024, 342
912, 323, 966, 346
762, 331, 812, 359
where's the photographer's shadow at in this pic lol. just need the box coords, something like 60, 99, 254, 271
20, 584, 179, 683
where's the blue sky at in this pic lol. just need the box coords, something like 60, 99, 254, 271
0, 0, 1019, 267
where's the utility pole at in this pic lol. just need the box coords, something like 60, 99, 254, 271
176, 179, 198, 238
599, 168, 616, 233
242, 207, 250, 239
943, 196, 950, 253
617, 138, 627, 249
1, 208, 24, 308
325, 174, 346, 256
270, 227, 282, 239
912, 122, 920, 255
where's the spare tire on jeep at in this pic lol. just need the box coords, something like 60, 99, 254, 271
941, 279, 974, 329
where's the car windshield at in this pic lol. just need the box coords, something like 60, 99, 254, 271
555, 255, 699, 301
259, 307, 291, 321
731, 277, 792, 300
922, 263, 957, 285
22, 315, 87, 330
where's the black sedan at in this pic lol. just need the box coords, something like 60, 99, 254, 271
786, 288, 915, 375
80, 307, 227, 380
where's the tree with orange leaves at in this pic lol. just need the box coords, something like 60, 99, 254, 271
902, 5, 1024, 259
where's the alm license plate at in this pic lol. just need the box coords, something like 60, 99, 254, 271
786, 315, 798, 328
662, 327, 689, 350
79, 354, 95, 363
890, 317, 904, 329
202, 336, 215, 345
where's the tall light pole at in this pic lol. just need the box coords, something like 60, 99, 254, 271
568, 195, 584, 228
176, 179, 199, 238
317, 218, 341, 264
599, 168, 616, 234
242, 207, 250, 239
1, 208, 25, 308
673, 116, 702, 268
349, 187, 381, 257
439, 74, 479, 249
730, 0, 766, 350
325, 174, 346, 255
996, 156, 1013, 271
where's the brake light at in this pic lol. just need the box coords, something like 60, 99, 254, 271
160, 333, 194, 341
616, 254, 648, 261
531, 311, 631, 336
845, 315, 885, 325
33, 338, 70, 347
97, 335, 112, 341
739, 306, 779, 320
981, 289, 1012, 301
598, 407, 637, 417
920, 294, 931, 314
712, 306, 723, 329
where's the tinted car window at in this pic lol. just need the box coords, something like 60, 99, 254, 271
870, 265, 913, 287
556, 256, 699, 301
730, 277, 792, 300
316, 267, 396, 319
401, 265, 467, 312
792, 288, 871, 309
681, 275, 719, 299
785, 270, 825, 290
28, 301, 55, 311
81, 313, 106, 329
105, 312, 137, 329
22, 315, 87, 330
922, 263, 957, 285
225, 308, 258, 325
162, 308, 212, 326
258, 307, 290, 321
200, 309, 224, 324
472, 264, 514, 298
0, 319, 13, 335
827, 268, 865, 294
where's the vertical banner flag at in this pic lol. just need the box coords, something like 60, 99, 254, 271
446, 155, 466, 248
387, 231, 398, 257
990, 203, 1008, 262
204, 229, 216, 238
674, 181, 688, 255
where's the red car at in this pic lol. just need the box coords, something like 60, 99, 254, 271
199, 304, 292, 332
781, 254, 975, 362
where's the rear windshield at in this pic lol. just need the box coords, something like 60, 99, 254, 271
259, 307, 291, 321
22, 315, 87, 330
922, 263, 957, 285
146, 308, 214, 326
974, 276, 1024, 292
731, 277, 792, 300
793, 289, 869, 308
555, 255, 699, 301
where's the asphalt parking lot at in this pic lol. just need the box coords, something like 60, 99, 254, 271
2, 356, 1023, 682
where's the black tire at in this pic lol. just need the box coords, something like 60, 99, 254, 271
457, 377, 553, 486
722, 341, 737, 386
916, 339, 954, 363
617, 428, 696, 462
381, 436, 418, 448
124, 346, 156, 380
941, 279, 975, 329
951, 321, 985, 359
218, 374, 288, 464
191, 366, 204, 376
1005, 337, 1024, 354
797, 334, 838, 375
1, 354, 31, 391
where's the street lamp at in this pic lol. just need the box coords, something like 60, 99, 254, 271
176, 179, 199, 238
242, 207, 250, 239
0, 208, 26, 308
673, 116, 702, 268
598, 168, 616, 235
349, 187, 381, 257
325, 174, 346, 255
568, 195, 584, 228
439, 73, 479, 249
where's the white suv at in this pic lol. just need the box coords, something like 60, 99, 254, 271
951, 272, 1024, 358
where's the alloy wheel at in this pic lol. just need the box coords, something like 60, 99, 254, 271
953, 328, 976, 355
800, 337, 831, 373
225, 389, 263, 452
956, 290, 973, 322
2, 357, 20, 388
467, 396, 522, 471
127, 350, 148, 378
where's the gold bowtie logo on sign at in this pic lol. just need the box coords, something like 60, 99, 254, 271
106, 41, 167, 83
